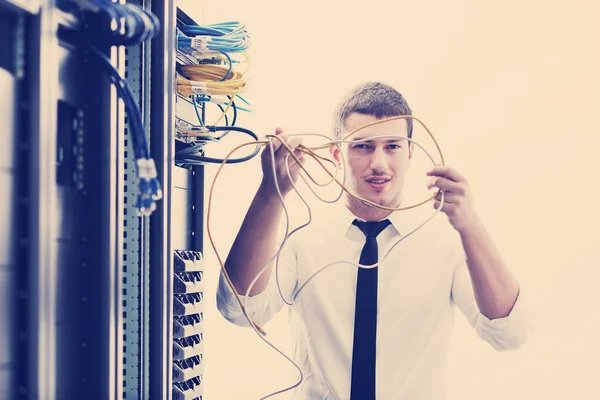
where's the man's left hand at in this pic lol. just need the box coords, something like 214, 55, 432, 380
426, 166, 481, 233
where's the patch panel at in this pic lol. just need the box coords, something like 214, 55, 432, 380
172, 249, 204, 399
173, 375, 203, 400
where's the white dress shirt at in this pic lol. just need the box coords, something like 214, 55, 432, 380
216, 204, 531, 400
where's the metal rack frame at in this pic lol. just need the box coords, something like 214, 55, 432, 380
1, 1, 204, 398
149, 0, 178, 398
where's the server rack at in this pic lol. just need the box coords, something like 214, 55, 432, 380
1, 0, 207, 399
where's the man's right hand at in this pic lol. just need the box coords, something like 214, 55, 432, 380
224, 128, 305, 296
259, 127, 306, 199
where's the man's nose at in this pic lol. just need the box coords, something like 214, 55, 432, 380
369, 147, 387, 172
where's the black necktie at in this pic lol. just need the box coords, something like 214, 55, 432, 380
350, 219, 391, 400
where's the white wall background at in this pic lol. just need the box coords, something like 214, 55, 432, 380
177, 0, 600, 398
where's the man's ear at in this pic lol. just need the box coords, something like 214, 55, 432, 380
330, 144, 341, 165
407, 141, 414, 166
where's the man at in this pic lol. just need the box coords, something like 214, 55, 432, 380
216, 81, 531, 399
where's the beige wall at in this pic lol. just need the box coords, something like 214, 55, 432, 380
182, 0, 600, 398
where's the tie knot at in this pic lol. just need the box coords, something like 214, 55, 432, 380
352, 219, 391, 238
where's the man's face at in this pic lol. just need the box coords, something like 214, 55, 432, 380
331, 113, 413, 211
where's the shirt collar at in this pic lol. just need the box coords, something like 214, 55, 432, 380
326, 202, 420, 239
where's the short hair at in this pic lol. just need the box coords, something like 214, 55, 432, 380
332, 81, 413, 141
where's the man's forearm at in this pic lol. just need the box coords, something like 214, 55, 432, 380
459, 218, 520, 320
224, 184, 283, 296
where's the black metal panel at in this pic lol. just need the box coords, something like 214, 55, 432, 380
54, 101, 84, 243
53, 25, 116, 399
191, 165, 204, 252
13, 11, 31, 400
54, 40, 89, 400
0, 13, 15, 73
66, 48, 114, 399
150, 0, 177, 398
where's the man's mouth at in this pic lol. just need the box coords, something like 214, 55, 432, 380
365, 177, 391, 190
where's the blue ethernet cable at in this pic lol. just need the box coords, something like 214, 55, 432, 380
177, 24, 250, 54
87, 46, 162, 215
67, 0, 163, 216
192, 95, 205, 126
179, 21, 246, 37
175, 125, 260, 165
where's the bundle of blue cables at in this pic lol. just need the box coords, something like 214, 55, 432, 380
174, 20, 260, 166
177, 21, 251, 54
73, 0, 163, 216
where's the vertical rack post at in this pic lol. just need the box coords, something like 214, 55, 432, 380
149, 0, 177, 399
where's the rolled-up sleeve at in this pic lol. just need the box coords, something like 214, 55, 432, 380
215, 235, 299, 328
451, 259, 533, 351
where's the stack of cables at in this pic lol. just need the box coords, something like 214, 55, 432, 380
174, 21, 260, 166
66, 0, 163, 216
176, 22, 250, 98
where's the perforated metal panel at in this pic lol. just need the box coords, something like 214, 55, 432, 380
120, 1, 160, 397
122, 24, 145, 400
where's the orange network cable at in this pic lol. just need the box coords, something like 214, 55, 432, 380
206, 115, 443, 325
177, 53, 249, 125
205, 115, 445, 399
177, 64, 248, 96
